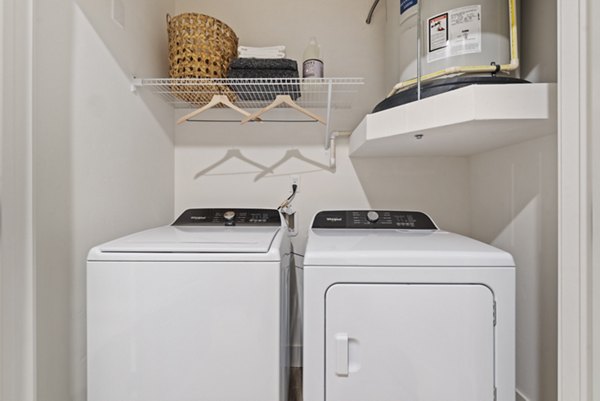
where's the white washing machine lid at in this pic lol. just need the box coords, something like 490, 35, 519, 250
88, 208, 287, 262
304, 229, 514, 267
88, 225, 284, 261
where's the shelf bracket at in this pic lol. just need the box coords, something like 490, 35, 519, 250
324, 80, 334, 150
328, 131, 351, 171
329, 134, 337, 170
130, 76, 142, 93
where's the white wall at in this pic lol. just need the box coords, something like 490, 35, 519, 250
76, 0, 172, 86
1, 0, 36, 400
175, 132, 471, 248
520, 0, 558, 83
470, 1, 559, 398
470, 135, 557, 401
591, 0, 600, 396
33, 0, 175, 400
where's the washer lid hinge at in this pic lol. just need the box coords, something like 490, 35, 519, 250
493, 301, 497, 326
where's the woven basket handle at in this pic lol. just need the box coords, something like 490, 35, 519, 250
166, 13, 171, 24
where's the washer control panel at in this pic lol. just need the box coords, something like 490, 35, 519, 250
312, 210, 437, 229
173, 208, 281, 226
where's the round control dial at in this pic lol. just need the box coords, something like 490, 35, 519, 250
223, 211, 236, 221
366, 211, 380, 223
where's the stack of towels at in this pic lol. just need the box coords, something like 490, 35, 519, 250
238, 45, 286, 59
228, 46, 300, 101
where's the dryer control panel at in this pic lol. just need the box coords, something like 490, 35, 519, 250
312, 210, 437, 229
173, 208, 281, 226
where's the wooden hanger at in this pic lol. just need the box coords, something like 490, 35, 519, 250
241, 95, 326, 125
177, 95, 257, 125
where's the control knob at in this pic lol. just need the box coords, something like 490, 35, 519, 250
366, 211, 379, 223
223, 210, 236, 226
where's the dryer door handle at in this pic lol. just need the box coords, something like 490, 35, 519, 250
335, 333, 349, 376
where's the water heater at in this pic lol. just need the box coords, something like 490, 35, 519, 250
381, 0, 522, 108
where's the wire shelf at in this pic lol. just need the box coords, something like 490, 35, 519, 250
133, 77, 364, 110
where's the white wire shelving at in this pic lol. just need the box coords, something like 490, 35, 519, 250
132, 77, 364, 110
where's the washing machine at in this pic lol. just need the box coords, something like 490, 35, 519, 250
303, 210, 515, 401
87, 208, 291, 401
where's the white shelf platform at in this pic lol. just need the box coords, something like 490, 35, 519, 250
349, 83, 557, 158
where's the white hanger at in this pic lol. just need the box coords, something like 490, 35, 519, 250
177, 94, 257, 125
241, 95, 326, 124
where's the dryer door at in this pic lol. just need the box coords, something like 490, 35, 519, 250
325, 283, 495, 401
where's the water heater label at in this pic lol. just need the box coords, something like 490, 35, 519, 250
400, 0, 418, 15
428, 5, 482, 63
428, 13, 449, 52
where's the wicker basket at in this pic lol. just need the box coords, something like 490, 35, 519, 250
167, 13, 238, 105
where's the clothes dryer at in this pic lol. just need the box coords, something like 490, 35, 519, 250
303, 210, 515, 401
87, 208, 291, 401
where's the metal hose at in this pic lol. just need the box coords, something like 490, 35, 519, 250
365, 0, 382, 24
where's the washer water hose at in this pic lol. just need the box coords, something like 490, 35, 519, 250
366, 0, 382, 24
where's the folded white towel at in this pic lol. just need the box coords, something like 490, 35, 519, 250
238, 45, 286, 53
239, 52, 285, 56
239, 49, 284, 54
238, 52, 286, 59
